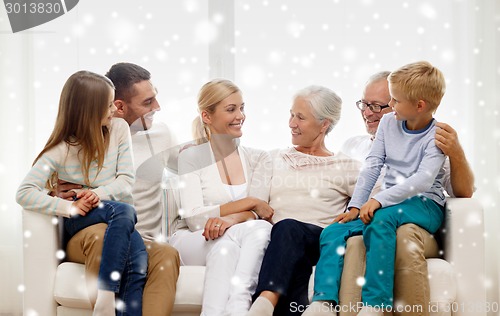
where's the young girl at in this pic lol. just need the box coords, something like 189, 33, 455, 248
16, 70, 147, 316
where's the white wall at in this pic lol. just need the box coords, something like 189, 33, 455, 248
1, 0, 498, 314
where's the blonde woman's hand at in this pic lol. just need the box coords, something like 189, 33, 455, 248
333, 208, 359, 224
203, 217, 232, 241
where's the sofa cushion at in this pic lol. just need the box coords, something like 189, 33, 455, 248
53, 259, 454, 314
54, 262, 205, 312
54, 262, 92, 309
427, 258, 456, 303
57, 306, 92, 316
173, 266, 205, 312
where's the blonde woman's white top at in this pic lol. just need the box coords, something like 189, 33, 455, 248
177, 142, 272, 231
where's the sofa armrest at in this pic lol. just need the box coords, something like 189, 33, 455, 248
22, 209, 59, 316
443, 198, 486, 316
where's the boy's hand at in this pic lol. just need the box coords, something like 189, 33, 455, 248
77, 190, 100, 208
359, 199, 381, 224
334, 208, 359, 224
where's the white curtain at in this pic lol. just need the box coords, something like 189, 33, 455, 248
0, 22, 32, 314
469, 0, 500, 308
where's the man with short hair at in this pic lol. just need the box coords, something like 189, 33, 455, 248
338, 71, 474, 316
58, 62, 180, 315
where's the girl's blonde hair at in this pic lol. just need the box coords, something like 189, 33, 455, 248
34, 70, 115, 187
192, 79, 241, 144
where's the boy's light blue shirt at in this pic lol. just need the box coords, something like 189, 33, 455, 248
348, 113, 446, 209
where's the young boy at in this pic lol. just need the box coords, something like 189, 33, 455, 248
303, 61, 447, 316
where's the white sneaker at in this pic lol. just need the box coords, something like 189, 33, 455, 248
246, 297, 274, 316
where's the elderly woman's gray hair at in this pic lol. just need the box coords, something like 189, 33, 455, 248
293, 85, 342, 134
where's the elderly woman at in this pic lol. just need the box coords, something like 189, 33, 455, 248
247, 85, 361, 316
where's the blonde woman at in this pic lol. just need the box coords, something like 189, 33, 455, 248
169, 79, 273, 316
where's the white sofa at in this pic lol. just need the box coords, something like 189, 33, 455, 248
21, 198, 486, 316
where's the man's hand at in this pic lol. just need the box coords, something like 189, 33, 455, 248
435, 121, 475, 198
359, 199, 382, 224
334, 208, 359, 224
435, 122, 464, 157
51, 179, 82, 200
